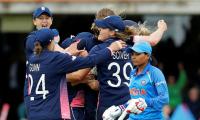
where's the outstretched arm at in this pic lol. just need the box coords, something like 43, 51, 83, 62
134, 20, 167, 46
66, 68, 91, 83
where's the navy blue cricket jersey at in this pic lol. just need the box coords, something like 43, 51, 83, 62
61, 32, 101, 120
24, 48, 112, 120
61, 32, 100, 103
90, 38, 133, 108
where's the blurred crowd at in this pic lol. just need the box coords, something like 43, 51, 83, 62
162, 62, 200, 120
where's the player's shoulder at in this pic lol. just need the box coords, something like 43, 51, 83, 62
99, 39, 113, 47
25, 31, 37, 51
50, 51, 70, 59
41, 51, 72, 66
150, 66, 162, 73
90, 38, 115, 53
106, 38, 117, 43
26, 31, 37, 43
41, 51, 70, 61
149, 65, 164, 78
102, 38, 119, 48
89, 43, 103, 54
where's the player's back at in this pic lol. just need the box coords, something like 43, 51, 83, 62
25, 45, 114, 119
24, 51, 70, 120
90, 39, 133, 107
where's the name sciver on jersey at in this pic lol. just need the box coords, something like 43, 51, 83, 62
112, 50, 130, 60
29, 63, 40, 72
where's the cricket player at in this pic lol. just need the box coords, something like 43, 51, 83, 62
89, 15, 134, 120
103, 41, 169, 120
26, 6, 65, 59
61, 32, 99, 120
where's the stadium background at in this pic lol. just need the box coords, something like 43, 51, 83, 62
0, 0, 199, 119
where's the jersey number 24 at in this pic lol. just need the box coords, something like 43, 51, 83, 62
26, 74, 49, 101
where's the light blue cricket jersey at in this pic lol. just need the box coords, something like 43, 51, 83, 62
128, 62, 169, 120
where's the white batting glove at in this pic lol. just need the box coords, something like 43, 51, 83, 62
126, 99, 142, 114
126, 98, 147, 114
102, 105, 122, 120
136, 98, 147, 112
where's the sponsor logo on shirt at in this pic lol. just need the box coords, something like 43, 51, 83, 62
130, 88, 146, 96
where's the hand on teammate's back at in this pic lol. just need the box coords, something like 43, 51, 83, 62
79, 50, 88, 57
108, 40, 126, 52
64, 41, 84, 56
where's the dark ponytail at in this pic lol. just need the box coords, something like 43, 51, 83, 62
34, 41, 42, 55
150, 55, 158, 67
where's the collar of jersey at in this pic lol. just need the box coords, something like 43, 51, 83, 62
133, 62, 151, 76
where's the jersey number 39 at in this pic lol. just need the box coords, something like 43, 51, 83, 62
107, 62, 133, 87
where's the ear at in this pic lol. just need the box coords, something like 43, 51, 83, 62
33, 19, 37, 26
109, 30, 115, 36
49, 17, 53, 26
146, 54, 151, 60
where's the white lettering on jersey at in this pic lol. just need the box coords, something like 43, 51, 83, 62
112, 51, 130, 60
29, 64, 40, 72
155, 81, 166, 86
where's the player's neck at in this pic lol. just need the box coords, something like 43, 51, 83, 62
136, 62, 148, 75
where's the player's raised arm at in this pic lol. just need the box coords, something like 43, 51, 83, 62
134, 20, 167, 46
